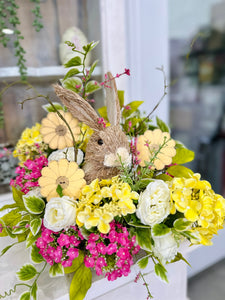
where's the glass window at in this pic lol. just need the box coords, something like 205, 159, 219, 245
169, 0, 225, 196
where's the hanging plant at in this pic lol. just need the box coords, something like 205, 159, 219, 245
0, 0, 44, 80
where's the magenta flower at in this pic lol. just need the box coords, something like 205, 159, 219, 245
67, 248, 79, 260
84, 256, 95, 268
57, 233, 71, 247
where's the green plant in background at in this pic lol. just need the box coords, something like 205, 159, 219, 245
0, 0, 43, 80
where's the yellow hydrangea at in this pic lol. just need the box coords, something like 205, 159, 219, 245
13, 123, 48, 164
169, 173, 225, 245
76, 176, 139, 233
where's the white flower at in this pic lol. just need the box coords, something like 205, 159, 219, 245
43, 196, 77, 232
48, 147, 84, 165
152, 231, 179, 264
104, 147, 131, 167
136, 180, 171, 226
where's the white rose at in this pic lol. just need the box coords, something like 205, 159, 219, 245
48, 147, 84, 165
152, 231, 179, 264
136, 180, 171, 226
44, 196, 77, 232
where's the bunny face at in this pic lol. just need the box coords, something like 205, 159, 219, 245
83, 125, 131, 182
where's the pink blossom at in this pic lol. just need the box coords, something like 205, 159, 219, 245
106, 243, 117, 255
61, 259, 73, 267
36, 237, 46, 249
57, 233, 71, 247
67, 247, 79, 260
124, 68, 130, 76
88, 233, 99, 242
84, 256, 95, 268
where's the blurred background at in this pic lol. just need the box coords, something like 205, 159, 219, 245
0, 1, 224, 299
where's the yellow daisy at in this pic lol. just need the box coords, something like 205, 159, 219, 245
137, 129, 176, 169
40, 111, 80, 150
38, 159, 86, 201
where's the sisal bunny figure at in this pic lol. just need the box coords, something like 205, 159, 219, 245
54, 72, 131, 183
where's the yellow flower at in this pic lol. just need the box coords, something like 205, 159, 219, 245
77, 123, 94, 151
76, 176, 139, 233
136, 129, 176, 170
13, 123, 48, 163
40, 111, 80, 150
38, 159, 86, 201
169, 173, 225, 245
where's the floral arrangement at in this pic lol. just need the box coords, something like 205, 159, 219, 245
0, 41, 225, 300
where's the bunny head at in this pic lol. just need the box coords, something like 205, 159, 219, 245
54, 73, 131, 183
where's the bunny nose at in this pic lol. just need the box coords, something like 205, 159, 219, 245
104, 147, 131, 168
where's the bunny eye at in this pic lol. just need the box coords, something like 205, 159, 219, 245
97, 139, 104, 145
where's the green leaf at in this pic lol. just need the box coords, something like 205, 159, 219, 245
0, 210, 22, 238
83, 41, 99, 52
12, 186, 26, 210
170, 252, 191, 267
152, 224, 171, 237
85, 80, 101, 94
154, 263, 168, 283
12, 225, 28, 235
166, 165, 193, 178
30, 218, 42, 236
122, 101, 144, 118
64, 68, 80, 80
26, 231, 39, 248
56, 184, 63, 197
23, 195, 45, 214
0, 203, 18, 212
172, 148, 195, 164
49, 263, 64, 278
31, 282, 37, 300
155, 174, 173, 181
1, 242, 18, 257
87, 60, 99, 79
70, 263, 92, 300
97, 106, 108, 120
64, 251, 84, 274
173, 218, 192, 231
42, 102, 64, 113
17, 264, 37, 281
63, 77, 82, 93
64, 56, 82, 68
118, 90, 124, 108
137, 256, 149, 269
30, 244, 44, 264
135, 228, 152, 251
156, 116, 170, 133
180, 230, 198, 240
19, 291, 31, 300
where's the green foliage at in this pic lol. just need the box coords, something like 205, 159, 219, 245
156, 116, 170, 133
26, 231, 40, 248
42, 102, 64, 113
30, 244, 44, 264
19, 291, 31, 300
97, 106, 108, 120
85, 80, 101, 94
0, 0, 43, 80
17, 264, 37, 281
166, 165, 194, 178
118, 90, 125, 108
63, 77, 83, 93
154, 263, 168, 283
122, 101, 144, 118
137, 256, 149, 269
69, 263, 92, 300
170, 252, 191, 267
64, 251, 84, 274
64, 56, 82, 68
152, 224, 171, 237
49, 263, 64, 278
30, 282, 37, 300
23, 195, 45, 214
30, 218, 42, 236
173, 218, 192, 231
172, 147, 195, 164
135, 228, 152, 251
56, 184, 64, 197
0, 241, 19, 257
64, 68, 81, 80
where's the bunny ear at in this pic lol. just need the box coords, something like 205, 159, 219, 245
105, 72, 121, 126
54, 84, 102, 131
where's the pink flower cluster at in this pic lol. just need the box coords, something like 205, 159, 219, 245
36, 225, 84, 267
130, 138, 141, 166
10, 156, 48, 194
84, 221, 140, 281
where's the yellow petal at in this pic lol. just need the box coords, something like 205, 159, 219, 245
98, 220, 110, 234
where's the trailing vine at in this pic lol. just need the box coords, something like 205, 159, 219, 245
0, 0, 44, 80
